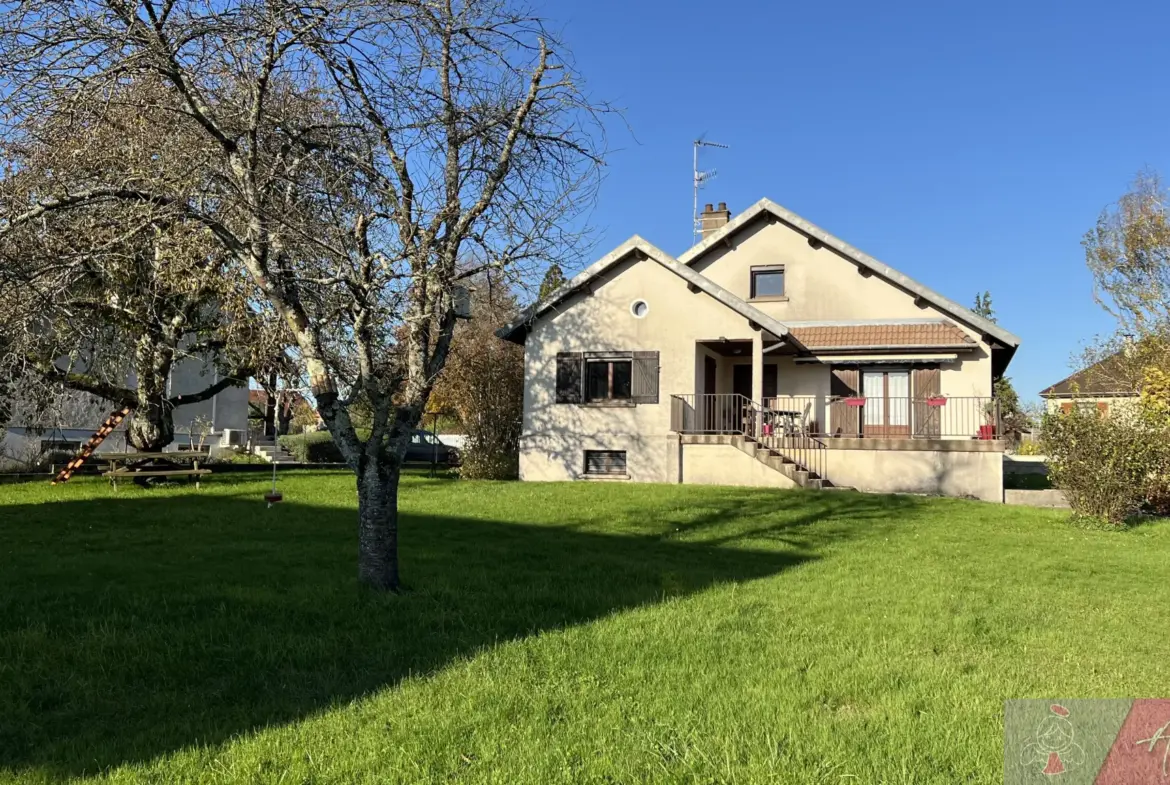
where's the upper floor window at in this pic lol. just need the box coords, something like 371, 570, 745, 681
750, 265, 786, 299
585, 358, 632, 402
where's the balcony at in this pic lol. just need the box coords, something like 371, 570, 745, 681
670, 394, 1000, 441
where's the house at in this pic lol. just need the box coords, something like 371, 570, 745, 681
497, 199, 1022, 502
1039, 349, 1140, 416
0, 354, 249, 469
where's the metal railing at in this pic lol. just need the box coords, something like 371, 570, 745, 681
670, 394, 827, 482
820, 396, 999, 439
672, 394, 1001, 440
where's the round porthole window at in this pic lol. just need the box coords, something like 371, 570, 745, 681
631, 299, 649, 318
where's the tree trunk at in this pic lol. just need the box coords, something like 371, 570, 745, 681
356, 457, 400, 591
263, 372, 277, 438
128, 398, 175, 451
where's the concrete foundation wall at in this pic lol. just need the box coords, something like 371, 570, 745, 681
824, 445, 1003, 502
680, 443, 796, 488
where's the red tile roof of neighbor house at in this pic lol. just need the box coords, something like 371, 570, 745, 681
1039, 351, 1140, 397
788, 322, 977, 351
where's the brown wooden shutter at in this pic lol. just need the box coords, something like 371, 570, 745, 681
632, 351, 660, 404
830, 367, 859, 437
913, 366, 941, 438
1060, 402, 1073, 414
1097, 401, 1109, 417
555, 352, 583, 403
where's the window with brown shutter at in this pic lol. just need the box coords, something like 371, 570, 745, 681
830, 366, 860, 436
559, 350, 659, 405
632, 352, 660, 404
556, 352, 584, 403
913, 366, 941, 438
1060, 402, 1073, 414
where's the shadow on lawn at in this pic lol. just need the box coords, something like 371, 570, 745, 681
0, 487, 918, 778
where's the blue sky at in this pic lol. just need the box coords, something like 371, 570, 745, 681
549, 0, 1170, 401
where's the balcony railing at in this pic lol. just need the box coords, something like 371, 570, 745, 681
671, 394, 1000, 440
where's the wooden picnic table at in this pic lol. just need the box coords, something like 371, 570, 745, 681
100, 451, 212, 490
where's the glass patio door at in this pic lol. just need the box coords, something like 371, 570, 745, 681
862, 370, 910, 437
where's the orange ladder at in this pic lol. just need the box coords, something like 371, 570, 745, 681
51, 406, 133, 485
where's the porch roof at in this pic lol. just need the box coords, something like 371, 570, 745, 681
786, 320, 978, 353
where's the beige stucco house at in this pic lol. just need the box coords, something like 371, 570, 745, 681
1040, 350, 1140, 416
498, 199, 1021, 502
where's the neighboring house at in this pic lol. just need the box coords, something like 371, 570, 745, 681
1039, 351, 1140, 416
498, 199, 1022, 502
0, 354, 249, 468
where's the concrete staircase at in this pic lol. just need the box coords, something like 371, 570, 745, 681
724, 434, 844, 490
252, 437, 298, 464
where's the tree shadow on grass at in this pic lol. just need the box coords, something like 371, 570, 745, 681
0, 486, 918, 779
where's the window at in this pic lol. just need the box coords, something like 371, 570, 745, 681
630, 299, 649, 318
750, 265, 785, 299
584, 450, 627, 476
557, 351, 659, 405
585, 358, 633, 402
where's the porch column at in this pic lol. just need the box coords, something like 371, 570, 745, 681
751, 331, 764, 438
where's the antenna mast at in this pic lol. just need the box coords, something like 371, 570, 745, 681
693, 137, 729, 244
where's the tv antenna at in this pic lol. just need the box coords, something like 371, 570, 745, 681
693, 136, 729, 244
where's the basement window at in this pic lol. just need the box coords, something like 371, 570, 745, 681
584, 450, 627, 477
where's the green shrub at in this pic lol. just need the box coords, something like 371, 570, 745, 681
216, 450, 269, 465
1014, 440, 1044, 456
1041, 404, 1170, 524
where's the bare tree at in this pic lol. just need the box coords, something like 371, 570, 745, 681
0, 81, 282, 449
0, 0, 608, 589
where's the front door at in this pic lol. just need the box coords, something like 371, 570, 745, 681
732, 364, 752, 432
702, 355, 718, 431
862, 370, 910, 437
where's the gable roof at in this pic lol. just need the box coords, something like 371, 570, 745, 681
496, 236, 793, 345
680, 199, 1022, 350
1040, 351, 1140, 398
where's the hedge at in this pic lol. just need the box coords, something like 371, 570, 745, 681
278, 431, 345, 463
278, 429, 375, 463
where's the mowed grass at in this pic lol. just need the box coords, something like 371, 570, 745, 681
2, 472, 1170, 784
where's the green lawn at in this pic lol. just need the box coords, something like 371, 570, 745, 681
2, 472, 1168, 784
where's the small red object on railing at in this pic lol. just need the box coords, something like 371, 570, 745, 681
926, 396, 947, 407
844, 397, 866, 407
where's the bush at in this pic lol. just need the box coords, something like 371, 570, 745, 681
215, 450, 269, 465
279, 431, 346, 463
1041, 404, 1170, 524
1014, 440, 1045, 456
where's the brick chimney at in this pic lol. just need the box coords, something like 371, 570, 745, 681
700, 202, 731, 239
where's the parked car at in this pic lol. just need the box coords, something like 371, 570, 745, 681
405, 430, 460, 466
